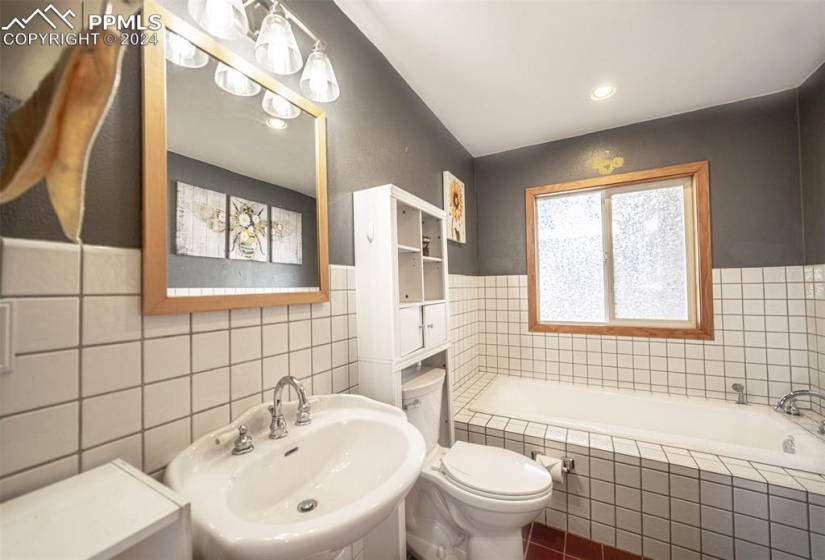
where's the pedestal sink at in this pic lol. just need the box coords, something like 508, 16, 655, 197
165, 395, 426, 560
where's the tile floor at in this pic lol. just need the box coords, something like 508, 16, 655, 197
523, 522, 645, 560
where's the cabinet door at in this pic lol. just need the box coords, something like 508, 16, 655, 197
423, 303, 447, 348
399, 306, 424, 356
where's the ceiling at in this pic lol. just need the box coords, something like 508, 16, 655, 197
334, 1, 825, 157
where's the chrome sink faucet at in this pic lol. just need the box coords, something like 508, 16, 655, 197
775, 390, 825, 418
269, 376, 312, 439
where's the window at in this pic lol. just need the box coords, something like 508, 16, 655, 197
525, 161, 713, 339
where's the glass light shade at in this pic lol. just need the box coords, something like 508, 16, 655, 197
262, 91, 300, 119
254, 11, 303, 75
214, 62, 261, 96
300, 47, 340, 102
164, 30, 208, 68
187, 0, 249, 40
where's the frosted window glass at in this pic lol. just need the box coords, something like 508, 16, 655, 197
536, 192, 605, 323
611, 185, 688, 321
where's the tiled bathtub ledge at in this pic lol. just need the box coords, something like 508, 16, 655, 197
452, 371, 825, 560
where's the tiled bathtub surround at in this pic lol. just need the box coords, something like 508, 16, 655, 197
473, 266, 825, 412
808, 264, 825, 414
0, 237, 359, 501
448, 274, 483, 387
454, 372, 825, 560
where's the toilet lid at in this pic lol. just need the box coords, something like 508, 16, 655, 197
440, 442, 552, 499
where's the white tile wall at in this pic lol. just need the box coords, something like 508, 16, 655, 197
449, 266, 825, 414
470, 266, 821, 408
0, 237, 360, 501
448, 274, 483, 387
806, 264, 825, 414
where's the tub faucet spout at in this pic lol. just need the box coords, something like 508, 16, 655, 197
774, 390, 825, 416
731, 383, 747, 405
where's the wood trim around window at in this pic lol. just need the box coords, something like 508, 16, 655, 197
525, 161, 713, 340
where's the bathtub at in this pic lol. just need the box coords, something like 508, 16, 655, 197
469, 376, 825, 475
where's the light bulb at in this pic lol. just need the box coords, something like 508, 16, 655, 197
164, 30, 208, 68
266, 117, 288, 130
254, 5, 302, 75
299, 42, 339, 103
591, 84, 616, 101
214, 62, 261, 96
262, 90, 300, 119
187, 0, 249, 40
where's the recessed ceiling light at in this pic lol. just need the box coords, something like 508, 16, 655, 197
590, 84, 616, 101
266, 117, 288, 130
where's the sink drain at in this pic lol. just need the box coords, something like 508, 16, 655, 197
297, 498, 318, 513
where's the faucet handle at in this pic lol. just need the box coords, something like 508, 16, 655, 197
232, 424, 254, 455
783, 399, 800, 416
295, 399, 312, 427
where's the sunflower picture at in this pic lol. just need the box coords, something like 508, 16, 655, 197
443, 171, 466, 243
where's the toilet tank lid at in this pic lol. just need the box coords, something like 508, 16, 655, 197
402, 368, 446, 399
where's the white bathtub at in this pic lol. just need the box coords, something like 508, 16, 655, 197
469, 377, 825, 474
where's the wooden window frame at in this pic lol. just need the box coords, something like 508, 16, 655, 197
525, 161, 713, 340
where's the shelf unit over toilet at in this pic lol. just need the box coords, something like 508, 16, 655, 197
353, 185, 453, 413
354, 184, 455, 560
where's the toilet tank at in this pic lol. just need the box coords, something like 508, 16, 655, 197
402, 368, 446, 453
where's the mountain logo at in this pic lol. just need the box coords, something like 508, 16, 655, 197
1, 4, 77, 31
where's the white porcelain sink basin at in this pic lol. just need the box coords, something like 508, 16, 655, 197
165, 395, 425, 560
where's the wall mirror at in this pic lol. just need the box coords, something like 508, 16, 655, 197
142, 0, 328, 314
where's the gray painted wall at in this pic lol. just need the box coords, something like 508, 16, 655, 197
799, 62, 825, 265
0, 0, 478, 275
474, 91, 804, 275
167, 152, 318, 288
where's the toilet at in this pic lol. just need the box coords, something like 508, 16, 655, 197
402, 369, 553, 560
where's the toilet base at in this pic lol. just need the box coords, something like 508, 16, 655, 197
407, 532, 467, 560
466, 531, 522, 560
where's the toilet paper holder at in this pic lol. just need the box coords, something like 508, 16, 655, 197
531, 450, 575, 474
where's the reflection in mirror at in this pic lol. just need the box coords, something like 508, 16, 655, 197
164, 31, 319, 296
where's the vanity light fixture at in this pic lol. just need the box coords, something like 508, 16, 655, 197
254, 2, 303, 75
590, 84, 616, 101
266, 117, 288, 129
262, 90, 301, 119
300, 41, 340, 103
187, 0, 341, 104
164, 30, 208, 68
214, 62, 262, 96
187, 0, 249, 40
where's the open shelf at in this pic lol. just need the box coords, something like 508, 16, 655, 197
421, 214, 443, 260
397, 202, 422, 250
398, 244, 421, 253
423, 261, 444, 301
399, 298, 446, 309
422, 255, 442, 263
398, 251, 423, 304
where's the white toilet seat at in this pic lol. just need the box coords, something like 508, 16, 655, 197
439, 442, 552, 501
420, 445, 553, 513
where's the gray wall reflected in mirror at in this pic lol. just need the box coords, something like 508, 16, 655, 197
164, 42, 319, 291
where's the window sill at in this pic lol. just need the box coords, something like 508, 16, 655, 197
527, 320, 714, 340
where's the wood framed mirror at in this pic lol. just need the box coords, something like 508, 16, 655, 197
142, 0, 328, 314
